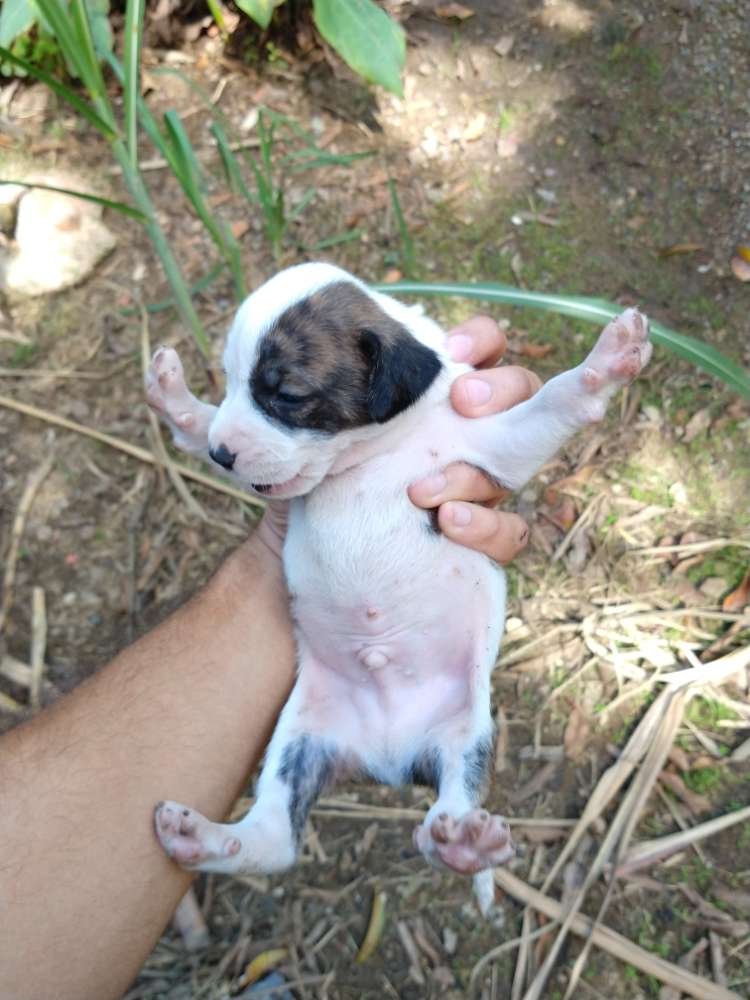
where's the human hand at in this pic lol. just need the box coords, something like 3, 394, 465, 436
408, 316, 542, 563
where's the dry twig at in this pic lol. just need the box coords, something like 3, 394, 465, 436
495, 870, 742, 1000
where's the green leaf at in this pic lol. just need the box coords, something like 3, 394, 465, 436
0, 0, 35, 48
0, 180, 147, 221
235, 0, 286, 30
370, 281, 750, 399
0, 45, 117, 139
313, 0, 405, 96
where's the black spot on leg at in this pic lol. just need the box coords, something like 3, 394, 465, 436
277, 735, 335, 847
463, 736, 494, 803
404, 747, 443, 790
424, 507, 441, 536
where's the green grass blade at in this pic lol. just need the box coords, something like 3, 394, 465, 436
306, 228, 363, 251
0, 180, 147, 221
372, 281, 750, 399
387, 179, 415, 279
206, 0, 226, 32
210, 122, 257, 205
163, 111, 246, 298
0, 46, 117, 139
286, 186, 316, 222
123, 0, 145, 169
283, 149, 374, 171
34, 0, 88, 81
67, 0, 111, 111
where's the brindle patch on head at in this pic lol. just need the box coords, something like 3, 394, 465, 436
250, 281, 442, 433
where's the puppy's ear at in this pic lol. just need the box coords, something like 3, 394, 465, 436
359, 327, 442, 424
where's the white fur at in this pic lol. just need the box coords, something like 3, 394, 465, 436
148, 263, 651, 913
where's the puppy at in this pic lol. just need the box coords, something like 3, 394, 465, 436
146, 262, 651, 913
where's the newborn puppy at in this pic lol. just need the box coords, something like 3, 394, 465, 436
146, 262, 651, 913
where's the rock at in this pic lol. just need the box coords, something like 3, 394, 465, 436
0, 178, 116, 296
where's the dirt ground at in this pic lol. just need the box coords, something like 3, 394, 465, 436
2, 1, 750, 997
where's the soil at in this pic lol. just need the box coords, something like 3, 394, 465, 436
1, 1, 749, 998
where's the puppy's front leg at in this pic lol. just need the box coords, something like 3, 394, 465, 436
145, 347, 217, 459
460, 308, 652, 492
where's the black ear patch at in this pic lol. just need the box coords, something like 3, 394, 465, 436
360, 328, 442, 423
251, 280, 443, 433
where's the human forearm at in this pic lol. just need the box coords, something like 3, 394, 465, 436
0, 537, 295, 1000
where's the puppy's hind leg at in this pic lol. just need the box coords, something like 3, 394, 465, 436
413, 727, 515, 916
155, 683, 342, 875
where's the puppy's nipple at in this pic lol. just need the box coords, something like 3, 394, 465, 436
362, 649, 388, 671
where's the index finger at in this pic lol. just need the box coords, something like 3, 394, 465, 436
447, 315, 507, 368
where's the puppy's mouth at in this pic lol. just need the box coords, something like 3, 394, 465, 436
250, 473, 305, 498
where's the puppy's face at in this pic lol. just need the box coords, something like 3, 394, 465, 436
208, 264, 443, 498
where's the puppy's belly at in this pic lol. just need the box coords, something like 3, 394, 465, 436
292, 556, 504, 751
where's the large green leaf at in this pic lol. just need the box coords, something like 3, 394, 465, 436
0, 0, 35, 47
235, 0, 286, 30
313, 0, 405, 96
372, 281, 750, 399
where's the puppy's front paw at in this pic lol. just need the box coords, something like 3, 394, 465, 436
154, 800, 241, 869
582, 308, 652, 396
145, 347, 195, 430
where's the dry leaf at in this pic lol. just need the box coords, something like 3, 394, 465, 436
657, 242, 704, 257
435, 2, 475, 18
683, 407, 712, 442
463, 112, 488, 142
722, 567, 750, 612
547, 495, 578, 532
381, 268, 402, 283
238, 948, 288, 988
563, 704, 590, 761
230, 219, 250, 239
730, 255, 750, 282
736, 244, 750, 263
357, 891, 387, 963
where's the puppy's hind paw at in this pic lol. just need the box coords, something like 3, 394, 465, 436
154, 800, 241, 870
415, 808, 515, 876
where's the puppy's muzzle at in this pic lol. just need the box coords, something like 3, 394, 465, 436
209, 443, 237, 471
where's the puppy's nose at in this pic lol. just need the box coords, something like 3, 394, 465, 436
209, 444, 237, 470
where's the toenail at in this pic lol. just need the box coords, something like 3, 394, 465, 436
438, 812, 448, 821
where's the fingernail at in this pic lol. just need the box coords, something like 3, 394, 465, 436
417, 472, 447, 498
448, 334, 472, 362
464, 378, 492, 406
451, 503, 472, 526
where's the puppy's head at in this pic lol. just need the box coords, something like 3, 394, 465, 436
208, 264, 445, 498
